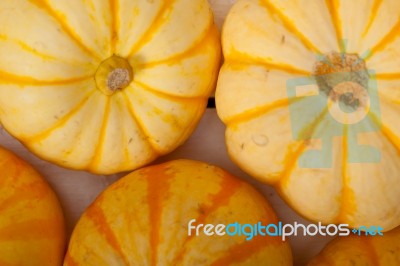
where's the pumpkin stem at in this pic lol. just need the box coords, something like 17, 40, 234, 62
95, 55, 133, 95
313, 52, 369, 109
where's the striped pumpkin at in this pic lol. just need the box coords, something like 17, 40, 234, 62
64, 160, 292, 265
308, 226, 400, 265
216, 0, 400, 230
0, 0, 220, 174
0, 145, 65, 266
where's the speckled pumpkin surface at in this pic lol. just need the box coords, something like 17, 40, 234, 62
0, 146, 65, 266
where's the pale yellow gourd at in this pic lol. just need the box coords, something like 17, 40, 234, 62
0, 0, 220, 174
216, 0, 400, 231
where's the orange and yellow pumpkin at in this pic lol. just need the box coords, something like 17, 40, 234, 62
0, 0, 220, 174
308, 226, 400, 265
64, 160, 292, 265
0, 145, 65, 266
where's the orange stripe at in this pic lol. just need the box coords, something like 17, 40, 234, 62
277, 143, 307, 189
226, 50, 310, 76
136, 16, 215, 68
146, 164, 174, 266
17, 40, 56, 60
380, 125, 400, 150
368, 108, 400, 152
198, 173, 243, 224
109, 0, 118, 53
114, 98, 131, 166
369, 110, 400, 151
0, 181, 48, 213
122, 91, 160, 155
128, 0, 175, 57
64, 253, 79, 266
225, 99, 291, 126
85, 203, 130, 264
209, 236, 272, 265
278, 108, 328, 188
334, 125, 357, 223
0, 70, 91, 86
134, 81, 205, 103
325, 0, 342, 49
0, 34, 56, 61
370, 18, 400, 55
28, 0, 101, 60
25, 89, 96, 143
87, 97, 110, 171
0, 218, 62, 240
172, 173, 243, 264
376, 73, 400, 80
260, 0, 321, 53
362, 0, 383, 36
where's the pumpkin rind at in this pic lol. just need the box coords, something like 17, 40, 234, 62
216, 0, 400, 230
308, 226, 400, 265
0, 145, 65, 266
0, 0, 221, 174
64, 160, 292, 265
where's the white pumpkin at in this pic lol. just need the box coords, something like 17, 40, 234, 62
216, 0, 400, 230
0, 0, 221, 174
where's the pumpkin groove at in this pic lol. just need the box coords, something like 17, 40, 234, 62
25, 90, 96, 143
260, 0, 321, 53
369, 19, 400, 56
171, 175, 243, 265
28, 0, 102, 60
227, 49, 311, 75
137, 21, 217, 70
0, 70, 91, 85
325, 0, 342, 43
377, 73, 400, 79
126, 0, 176, 58
146, 164, 173, 266
86, 203, 130, 264
109, 0, 119, 53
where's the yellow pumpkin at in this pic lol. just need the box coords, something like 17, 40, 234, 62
308, 226, 400, 265
0, 0, 220, 174
216, 0, 400, 230
64, 160, 292, 265
0, 145, 65, 265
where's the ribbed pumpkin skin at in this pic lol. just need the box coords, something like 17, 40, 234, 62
216, 0, 400, 230
308, 226, 400, 266
0, 146, 65, 266
0, 0, 220, 174
64, 160, 292, 265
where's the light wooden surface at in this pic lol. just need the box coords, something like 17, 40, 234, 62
0, 1, 335, 265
